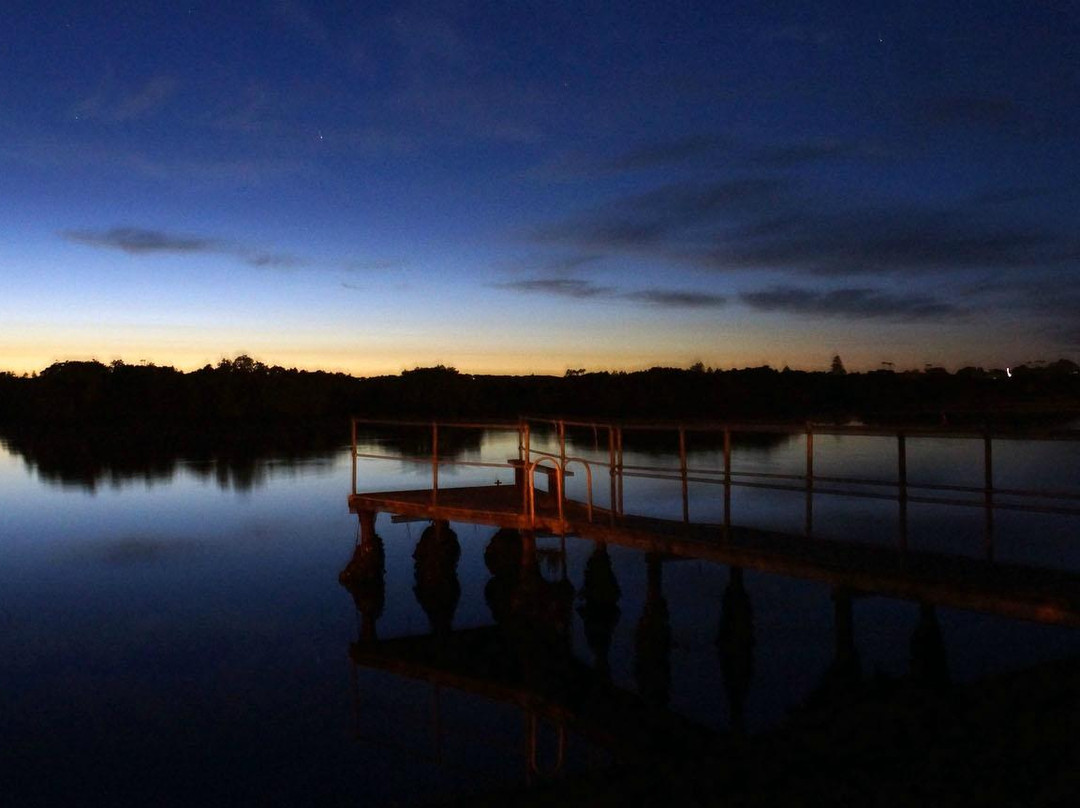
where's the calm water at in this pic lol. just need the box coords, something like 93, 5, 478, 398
2, 427, 1078, 805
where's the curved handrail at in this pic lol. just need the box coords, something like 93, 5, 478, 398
526, 451, 596, 523
561, 456, 594, 522
527, 456, 564, 523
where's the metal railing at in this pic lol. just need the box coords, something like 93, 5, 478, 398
350, 416, 1080, 557
350, 417, 521, 505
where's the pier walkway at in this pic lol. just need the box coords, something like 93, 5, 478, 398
348, 417, 1080, 627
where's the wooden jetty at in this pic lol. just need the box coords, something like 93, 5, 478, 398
350, 483, 1080, 627
348, 417, 1080, 627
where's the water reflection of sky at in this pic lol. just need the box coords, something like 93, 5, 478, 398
2, 431, 1079, 804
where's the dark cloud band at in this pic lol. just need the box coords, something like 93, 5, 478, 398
62, 227, 217, 254
740, 285, 961, 321
61, 226, 302, 269
495, 277, 726, 309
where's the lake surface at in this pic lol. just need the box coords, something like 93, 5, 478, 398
2, 425, 1079, 805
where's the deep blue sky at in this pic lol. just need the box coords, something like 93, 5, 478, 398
3, 0, 1078, 374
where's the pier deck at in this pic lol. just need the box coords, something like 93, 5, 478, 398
349, 484, 1080, 626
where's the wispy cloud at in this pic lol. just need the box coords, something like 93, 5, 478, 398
242, 251, 305, 269
535, 174, 1079, 277
342, 258, 408, 272
624, 289, 727, 308
496, 278, 615, 299
538, 133, 862, 180
495, 277, 725, 309
748, 140, 861, 169
740, 286, 961, 321
604, 134, 729, 173
121, 152, 310, 186
971, 181, 1078, 206
711, 207, 1073, 275
72, 75, 180, 123
915, 93, 1068, 140
62, 227, 217, 254
60, 226, 303, 269
535, 177, 787, 249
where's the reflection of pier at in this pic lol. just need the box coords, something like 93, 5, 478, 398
343, 524, 711, 780
349, 624, 711, 768
339, 520, 950, 785
348, 418, 1080, 627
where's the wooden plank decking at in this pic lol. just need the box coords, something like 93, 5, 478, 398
349, 484, 1080, 627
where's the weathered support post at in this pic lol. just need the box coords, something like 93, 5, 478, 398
679, 427, 689, 523
358, 509, 376, 544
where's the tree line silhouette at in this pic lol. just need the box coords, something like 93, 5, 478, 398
1, 355, 1079, 430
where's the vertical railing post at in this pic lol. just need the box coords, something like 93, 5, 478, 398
805, 424, 814, 536
679, 427, 689, 523
558, 419, 567, 512
723, 427, 732, 531
897, 432, 908, 552
556, 459, 565, 524
431, 421, 439, 506
350, 417, 358, 496
608, 425, 617, 520
522, 420, 531, 514
616, 426, 624, 516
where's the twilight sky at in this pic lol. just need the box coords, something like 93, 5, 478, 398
3, 0, 1079, 375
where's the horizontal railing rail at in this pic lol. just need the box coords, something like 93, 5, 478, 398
349, 416, 1080, 558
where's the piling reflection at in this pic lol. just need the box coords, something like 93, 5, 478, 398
345, 517, 723, 779
911, 602, 950, 693
412, 520, 461, 635
339, 511, 386, 642
634, 553, 672, 707
508, 531, 575, 673
578, 542, 621, 679
717, 566, 755, 736
341, 507, 1080, 803
484, 527, 524, 625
